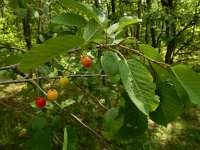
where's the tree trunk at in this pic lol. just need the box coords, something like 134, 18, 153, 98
94, 0, 100, 8
111, 0, 115, 13
150, 21, 156, 47
161, 0, 177, 64
136, 0, 141, 40
19, 1, 32, 50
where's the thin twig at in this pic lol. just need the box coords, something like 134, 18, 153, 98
0, 64, 19, 71
111, 37, 137, 45
119, 44, 170, 68
148, 60, 157, 82
70, 113, 110, 150
74, 83, 108, 110
0, 74, 107, 85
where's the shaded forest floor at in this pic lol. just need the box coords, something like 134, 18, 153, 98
0, 84, 200, 150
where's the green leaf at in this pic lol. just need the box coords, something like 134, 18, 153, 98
139, 44, 164, 62
67, 126, 78, 150
62, 127, 68, 150
102, 93, 148, 140
139, 44, 168, 81
107, 16, 141, 35
102, 108, 121, 132
102, 108, 124, 139
3, 54, 22, 65
19, 35, 84, 71
101, 51, 120, 77
28, 116, 47, 131
51, 13, 87, 27
139, 44, 189, 104
29, 117, 61, 150
29, 125, 53, 150
83, 19, 104, 42
172, 65, 200, 105
150, 82, 183, 126
61, 99, 76, 109
116, 93, 148, 140
166, 68, 190, 104
60, 0, 105, 24
119, 59, 159, 115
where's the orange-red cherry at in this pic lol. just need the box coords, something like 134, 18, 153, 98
81, 56, 92, 67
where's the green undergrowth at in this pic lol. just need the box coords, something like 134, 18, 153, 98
0, 84, 200, 150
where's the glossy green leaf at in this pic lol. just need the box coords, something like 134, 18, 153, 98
172, 65, 200, 105
150, 82, 183, 126
139, 44, 189, 104
51, 13, 87, 27
139, 44, 168, 81
60, 0, 105, 24
166, 68, 190, 104
107, 16, 141, 35
139, 44, 164, 62
19, 35, 84, 71
83, 19, 104, 42
101, 51, 120, 77
119, 59, 160, 115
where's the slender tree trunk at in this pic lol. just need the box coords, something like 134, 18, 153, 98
145, 20, 149, 44
161, 0, 177, 64
150, 21, 156, 47
19, 1, 32, 50
145, 0, 152, 44
94, 0, 100, 8
136, 0, 141, 40
111, 0, 115, 13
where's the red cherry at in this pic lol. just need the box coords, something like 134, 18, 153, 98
81, 56, 92, 67
35, 97, 46, 108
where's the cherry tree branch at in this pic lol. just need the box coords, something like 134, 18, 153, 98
119, 44, 170, 68
0, 64, 19, 71
0, 74, 107, 85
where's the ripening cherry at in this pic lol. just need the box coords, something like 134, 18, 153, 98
59, 76, 69, 86
81, 56, 92, 67
47, 89, 58, 101
35, 97, 46, 108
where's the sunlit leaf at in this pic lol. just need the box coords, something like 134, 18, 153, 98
51, 13, 87, 27
19, 36, 84, 71
172, 65, 200, 105
60, 0, 105, 24
107, 16, 141, 35
119, 59, 159, 115
83, 19, 104, 42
